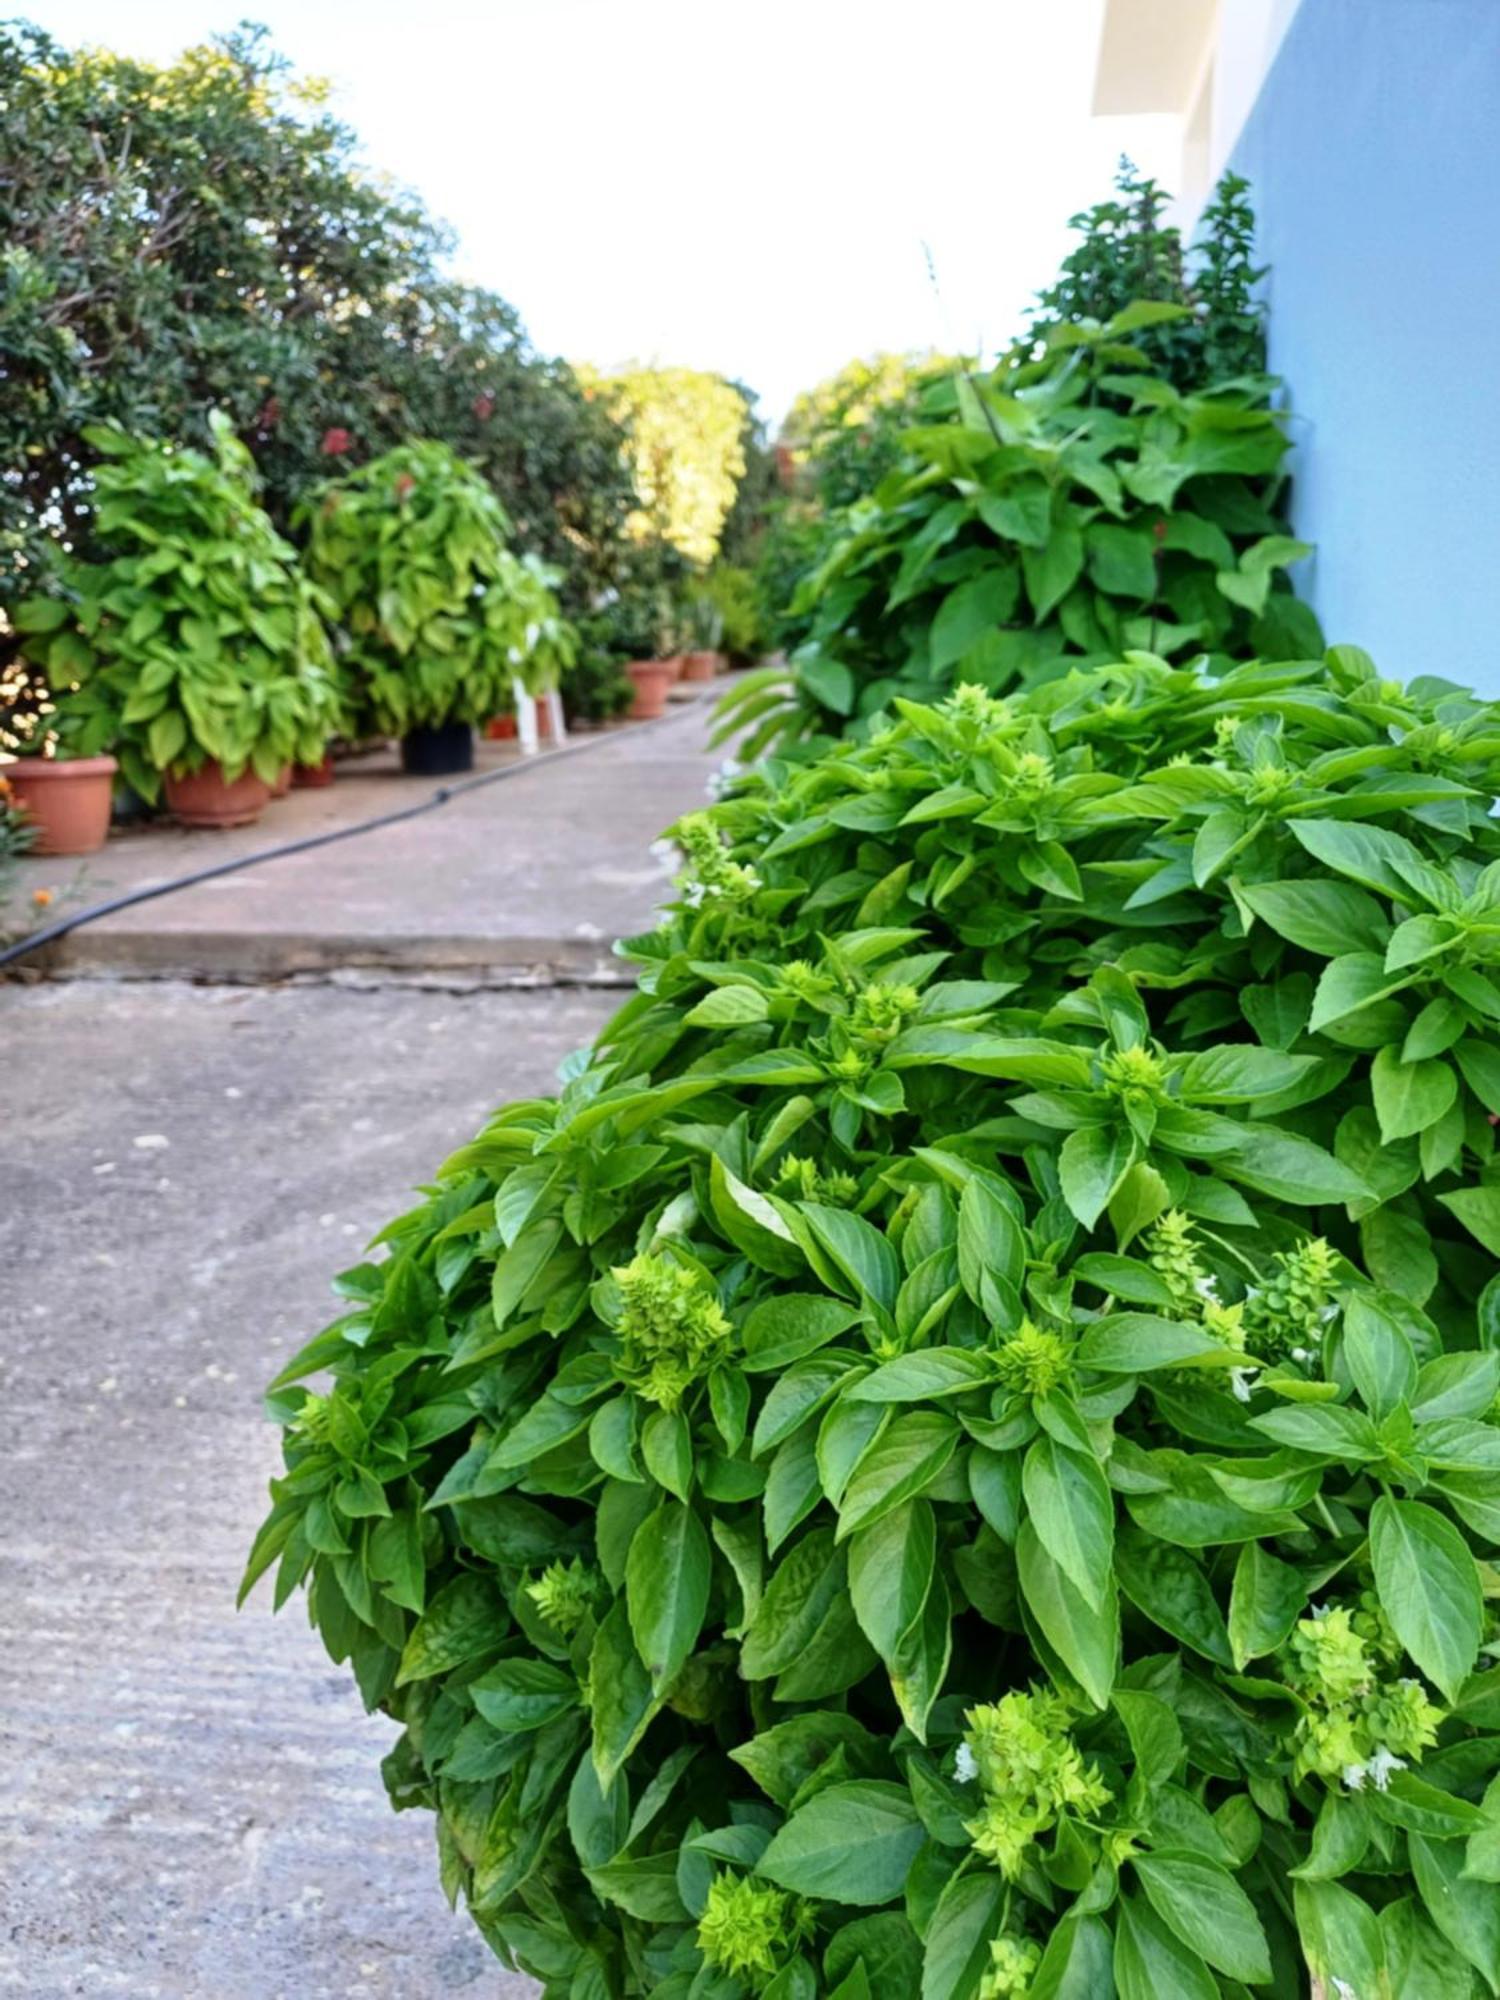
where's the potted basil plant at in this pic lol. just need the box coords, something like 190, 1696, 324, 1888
15, 416, 344, 829
300, 441, 553, 776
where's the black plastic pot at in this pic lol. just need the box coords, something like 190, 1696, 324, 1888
110, 779, 155, 825
400, 721, 474, 776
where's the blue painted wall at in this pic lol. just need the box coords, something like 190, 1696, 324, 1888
1230, 0, 1500, 691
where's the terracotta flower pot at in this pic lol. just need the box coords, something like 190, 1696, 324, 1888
486, 705, 555, 742
163, 761, 271, 829
625, 660, 674, 720
270, 764, 293, 798
291, 752, 335, 788
6, 754, 117, 856
681, 650, 716, 682
662, 653, 687, 682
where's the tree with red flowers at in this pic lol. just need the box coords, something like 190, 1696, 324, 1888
0, 21, 637, 629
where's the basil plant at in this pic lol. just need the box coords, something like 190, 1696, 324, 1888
299, 440, 577, 737
720, 301, 1322, 761
13, 415, 342, 797
250, 649, 1500, 1999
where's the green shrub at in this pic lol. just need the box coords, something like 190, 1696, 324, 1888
780, 352, 969, 514
720, 303, 1320, 759
250, 650, 1500, 1997
12, 415, 341, 798
585, 540, 700, 668
0, 774, 36, 923
741, 175, 1304, 761
563, 644, 635, 726
300, 440, 575, 736
701, 565, 765, 665
1026, 164, 1267, 390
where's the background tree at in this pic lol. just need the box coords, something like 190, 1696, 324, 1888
577, 366, 750, 566
715, 384, 778, 571
0, 20, 637, 629
779, 349, 966, 510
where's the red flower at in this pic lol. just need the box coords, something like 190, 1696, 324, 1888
394, 473, 415, 500
320, 427, 352, 457
257, 396, 281, 430
472, 391, 496, 421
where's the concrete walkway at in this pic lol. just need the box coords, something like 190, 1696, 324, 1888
2, 694, 727, 1997
11, 686, 724, 981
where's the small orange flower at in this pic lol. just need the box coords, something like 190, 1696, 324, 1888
32, 887, 53, 908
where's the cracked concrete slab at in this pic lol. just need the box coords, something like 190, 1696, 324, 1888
3, 979, 619, 1997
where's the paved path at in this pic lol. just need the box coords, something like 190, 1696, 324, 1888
11, 687, 724, 980
3, 696, 725, 1997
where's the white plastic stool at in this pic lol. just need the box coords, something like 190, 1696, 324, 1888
510, 680, 567, 755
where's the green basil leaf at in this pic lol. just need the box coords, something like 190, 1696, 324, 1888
757, 1782, 924, 1906
1370, 1496, 1482, 1702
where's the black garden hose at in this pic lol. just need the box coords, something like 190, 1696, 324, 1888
0, 704, 698, 972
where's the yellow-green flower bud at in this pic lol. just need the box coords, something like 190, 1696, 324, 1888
1100, 1043, 1169, 1104
612, 1253, 732, 1410
962, 1688, 1111, 1880
851, 982, 921, 1043
674, 812, 762, 908
980, 1934, 1042, 1998
1290, 1607, 1371, 1706
1146, 1209, 1205, 1313
696, 1873, 788, 1981
524, 1558, 600, 1636
1243, 1237, 1337, 1362
1369, 1679, 1444, 1762
993, 1321, 1074, 1396
945, 683, 1013, 732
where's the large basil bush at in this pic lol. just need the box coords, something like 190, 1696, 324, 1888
248, 653, 1500, 1999
720, 301, 1321, 760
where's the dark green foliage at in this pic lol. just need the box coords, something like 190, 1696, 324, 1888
715, 391, 780, 574
0, 22, 635, 625
561, 645, 635, 727
751, 503, 829, 660
250, 650, 1500, 1997
590, 540, 701, 665
783, 353, 969, 514
1193, 175, 1269, 386
1027, 160, 1266, 389
0, 779, 36, 919
700, 565, 765, 665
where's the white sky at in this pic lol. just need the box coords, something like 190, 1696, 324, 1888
25, 1, 1182, 421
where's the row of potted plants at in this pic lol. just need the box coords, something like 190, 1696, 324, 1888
624, 643, 730, 720
2, 422, 583, 854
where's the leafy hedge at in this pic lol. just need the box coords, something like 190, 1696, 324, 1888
0, 23, 636, 625
250, 651, 1500, 1998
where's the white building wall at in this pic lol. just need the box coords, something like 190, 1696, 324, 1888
1094, 0, 1306, 216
